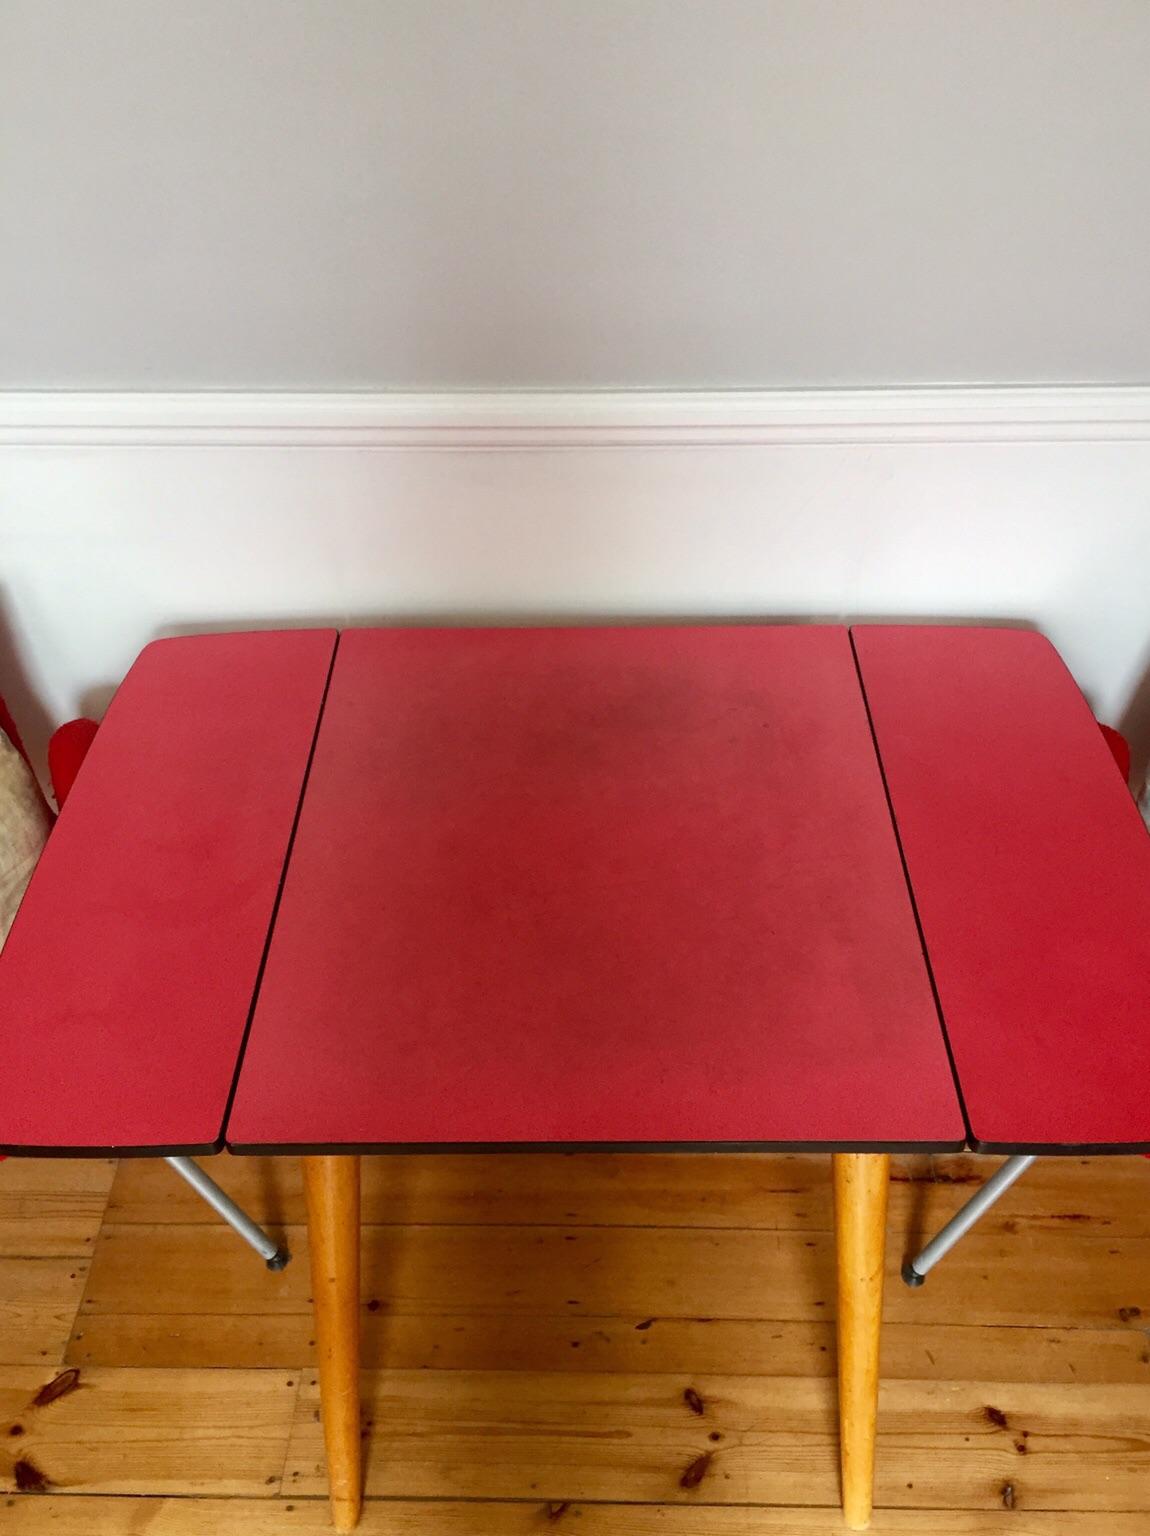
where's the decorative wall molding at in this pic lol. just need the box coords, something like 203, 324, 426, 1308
5, 382, 1150, 754
2, 386, 1150, 449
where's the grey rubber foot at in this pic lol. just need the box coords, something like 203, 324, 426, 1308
266, 1247, 291, 1271
901, 1258, 925, 1288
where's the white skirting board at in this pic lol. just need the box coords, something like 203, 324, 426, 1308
1, 386, 1150, 774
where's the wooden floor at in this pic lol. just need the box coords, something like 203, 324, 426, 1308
3, 1151, 1150, 1532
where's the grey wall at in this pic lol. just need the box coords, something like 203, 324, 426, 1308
2, 0, 1148, 389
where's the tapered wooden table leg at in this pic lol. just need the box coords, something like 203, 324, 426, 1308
833, 1152, 890, 1530
303, 1155, 362, 1531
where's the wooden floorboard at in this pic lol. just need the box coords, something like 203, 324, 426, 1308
75, 1220, 1150, 1330
0, 1159, 115, 1259
7, 1500, 1150, 1535
107, 1151, 1150, 1236
109, 1152, 938, 1229
0, 1259, 91, 1368
0, 1365, 298, 1495
3, 1150, 1150, 1529
283, 1370, 1150, 1510
9, 1498, 1149, 1535
66, 1311, 1150, 1380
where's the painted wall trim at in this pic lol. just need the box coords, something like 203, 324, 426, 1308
2, 386, 1150, 449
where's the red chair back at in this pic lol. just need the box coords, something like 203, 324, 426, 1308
49, 719, 100, 809
1099, 723, 1132, 782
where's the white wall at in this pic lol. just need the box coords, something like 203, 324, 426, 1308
3, 389, 1150, 776
2, 0, 1149, 389
3, 10, 1149, 775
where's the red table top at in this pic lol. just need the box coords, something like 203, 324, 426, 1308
227, 626, 963, 1151
0, 630, 335, 1155
854, 624, 1150, 1152
8, 621, 1143, 1159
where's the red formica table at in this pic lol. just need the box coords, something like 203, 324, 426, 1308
4, 622, 1150, 1529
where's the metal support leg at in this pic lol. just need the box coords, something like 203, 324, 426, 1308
164, 1155, 290, 1270
902, 1154, 1036, 1287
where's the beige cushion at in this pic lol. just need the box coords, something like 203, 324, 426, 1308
0, 729, 51, 946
